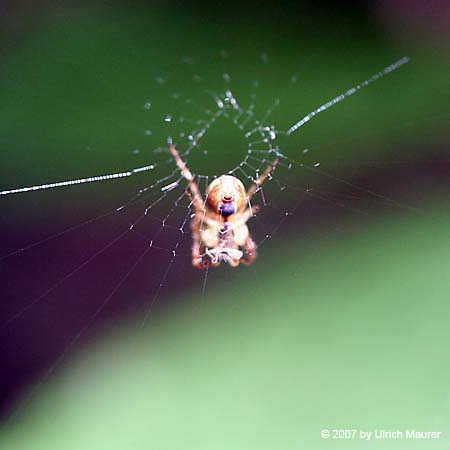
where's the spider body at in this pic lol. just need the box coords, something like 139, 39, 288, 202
170, 145, 278, 268
198, 177, 253, 267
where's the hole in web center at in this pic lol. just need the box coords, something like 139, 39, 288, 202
181, 112, 250, 177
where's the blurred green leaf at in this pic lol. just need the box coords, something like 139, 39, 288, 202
2, 200, 449, 450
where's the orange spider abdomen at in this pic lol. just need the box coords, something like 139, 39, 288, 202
206, 175, 246, 216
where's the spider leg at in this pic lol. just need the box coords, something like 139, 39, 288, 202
192, 248, 209, 269
169, 145, 204, 213
241, 236, 257, 265
228, 257, 241, 268
238, 205, 260, 225
183, 189, 194, 204
190, 213, 210, 269
245, 157, 279, 205
191, 233, 203, 268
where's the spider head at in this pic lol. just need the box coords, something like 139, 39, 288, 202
206, 175, 246, 217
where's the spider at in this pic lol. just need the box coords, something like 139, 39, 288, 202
170, 145, 279, 268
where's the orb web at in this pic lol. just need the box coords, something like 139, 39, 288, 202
0, 51, 422, 421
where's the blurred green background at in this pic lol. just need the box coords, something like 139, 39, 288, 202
0, 1, 449, 449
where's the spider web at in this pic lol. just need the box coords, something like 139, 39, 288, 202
0, 50, 435, 421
